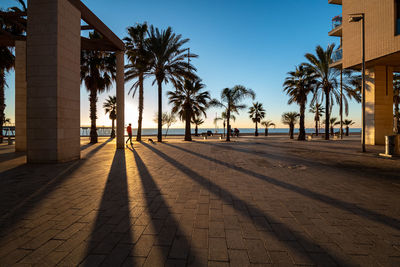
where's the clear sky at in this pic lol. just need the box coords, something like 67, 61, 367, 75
3, 0, 359, 129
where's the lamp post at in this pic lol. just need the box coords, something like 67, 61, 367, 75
349, 13, 366, 152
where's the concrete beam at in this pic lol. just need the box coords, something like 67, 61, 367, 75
15, 40, 27, 152
116, 51, 125, 149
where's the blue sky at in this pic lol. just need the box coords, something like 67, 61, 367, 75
2, 0, 358, 129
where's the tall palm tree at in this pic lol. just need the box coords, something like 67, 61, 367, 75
261, 120, 275, 136
304, 44, 339, 140
309, 103, 324, 136
248, 102, 266, 136
394, 74, 400, 134
124, 23, 152, 141
146, 26, 197, 142
282, 112, 299, 139
343, 119, 355, 136
210, 85, 255, 141
103, 95, 117, 138
168, 79, 210, 141
192, 116, 204, 136
81, 32, 116, 144
214, 111, 235, 138
283, 65, 316, 140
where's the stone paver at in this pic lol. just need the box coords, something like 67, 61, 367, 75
0, 136, 400, 266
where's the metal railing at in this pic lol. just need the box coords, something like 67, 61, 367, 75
332, 48, 343, 63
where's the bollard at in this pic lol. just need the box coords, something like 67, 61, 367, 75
385, 135, 395, 156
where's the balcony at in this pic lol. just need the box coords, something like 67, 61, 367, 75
330, 48, 343, 68
329, 16, 342, 37
328, 0, 342, 5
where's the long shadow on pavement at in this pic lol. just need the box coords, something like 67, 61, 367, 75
82, 149, 134, 266
141, 142, 351, 266
167, 142, 400, 232
128, 146, 200, 266
0, 139, 113, 239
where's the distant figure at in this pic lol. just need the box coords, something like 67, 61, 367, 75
234, 128, 240, 137
126, 123, 133, 146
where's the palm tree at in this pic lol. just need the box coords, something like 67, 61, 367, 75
261, 120, 275, 136
326, 117, 340, 136
214, 111, 235, 138
309, 103, 324, 136
153, 112, 176, 137
146, 26, 197, 142
192, 116, 204, 136
124, 23, 152, 141
283, 65, 316, 140
304, 44, 339, 140
248, 102, 266, 136
394, 74, 400, 134
210, 85, 255, 141
103, 96, 117, 138
81, 32, 116, 143
343, 119, 355, 136
168, 79, 210, 141
282, 112, 299, 139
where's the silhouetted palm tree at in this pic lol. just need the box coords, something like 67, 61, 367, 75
309, 103, 324, 136
283, 65, 316, 140
214, 111, 235, 138
124, 23, 152, 141
192, 116, 204, 136
81, 32, 116, 143
103, 96, 117, 138
343, 119, 355, 136
282, 112, 299, 139
325, 117, 340, 136
304, 44, 339, 140
248, 102, 266, 136
153, 112, 176, 137
210, 85, 255, 141
146, 26, 197, 142
168, 79, 210, 141
261, 120, 275, 136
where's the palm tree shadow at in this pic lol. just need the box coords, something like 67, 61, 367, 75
0, 138, 112, 238
169, 142, 400, 232
82, 149, 134, 266
140, 142, 351, 266
128, 145, 199, 265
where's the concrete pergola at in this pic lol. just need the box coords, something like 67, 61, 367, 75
1, 0, 125, 163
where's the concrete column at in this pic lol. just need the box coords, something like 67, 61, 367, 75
15, 41, 27, 152
116, 51, 125, 149
26, 0, 81, 163
365, 66, 394, 145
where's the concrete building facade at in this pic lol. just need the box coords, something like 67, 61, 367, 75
329, 0, 399, 145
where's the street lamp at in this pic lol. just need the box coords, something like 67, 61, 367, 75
349, 13, 366, 152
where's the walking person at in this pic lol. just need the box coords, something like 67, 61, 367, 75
126, 123, 133, 147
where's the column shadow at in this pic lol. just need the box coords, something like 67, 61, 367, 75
166, 142, 400, 232
82, 149, 134, 266
140, 142, 351, 266
128, 146, 199, 265
0, 139, 112, 238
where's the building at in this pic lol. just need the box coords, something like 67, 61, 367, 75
329, 0, 399, 145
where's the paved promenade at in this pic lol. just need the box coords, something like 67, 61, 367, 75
0, 136, 399, 266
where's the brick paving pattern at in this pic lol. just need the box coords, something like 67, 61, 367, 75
0, 136, 399, 266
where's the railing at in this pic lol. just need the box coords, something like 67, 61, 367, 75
332, 15, 342, 30
332, 48, 343, 63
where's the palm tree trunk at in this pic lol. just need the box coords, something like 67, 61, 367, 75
0, 71, 5, 144
137, 74, 144, 141
157, 79, 162, 142
331, 126, 334, 136
89, 89, 98, 144
226, 109, 231, 142
265, 128, 268, 136
346, 126, 349, 136
325, 90, 330, 140
195, 125, 198, 136
184, 108, 192, 141
315, 118, 319, 136
255, 121, 258, 136
111, 119, 115, 138
298, 102, 306, 141
223, 121, 226, 137
289, 124, 294, 139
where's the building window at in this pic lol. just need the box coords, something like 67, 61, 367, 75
397, 0, 400, 34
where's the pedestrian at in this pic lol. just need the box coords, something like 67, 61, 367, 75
126, 123, 133, 146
